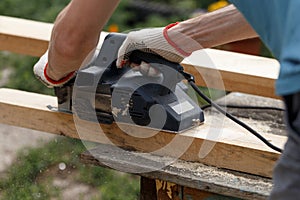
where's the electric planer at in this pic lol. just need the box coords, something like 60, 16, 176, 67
54, 33, 204, 132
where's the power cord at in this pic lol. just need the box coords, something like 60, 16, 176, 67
181, 71, 283, 153
201, 104, 285, 111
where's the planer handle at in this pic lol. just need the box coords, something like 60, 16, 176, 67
129, 50, 184, 95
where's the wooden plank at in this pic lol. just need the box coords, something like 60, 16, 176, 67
155, 181, 242, 200
183, 49, 279, 99
155, 180, 182, 200
0, 88, 286, 178
0, 15, 280, 98
80, 143, 272, 200
140, 177, 157, 200
0, 16, 52, 56
182, 187, 241, 200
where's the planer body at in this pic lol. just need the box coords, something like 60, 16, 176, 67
54, 33, 204, 132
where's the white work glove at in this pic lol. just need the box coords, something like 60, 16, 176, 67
33, 48, 99, 88
33, 50, 76, 88
117, 22, 191, 76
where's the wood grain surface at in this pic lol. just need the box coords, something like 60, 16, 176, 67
0, 88, 286, 178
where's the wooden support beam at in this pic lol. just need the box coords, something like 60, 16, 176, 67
140, 177, 157, 200
0, 88, 286, 178
80, 143, 272, 200
0, 15, 280, 98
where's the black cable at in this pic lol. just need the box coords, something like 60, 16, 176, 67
225, 104, 285, 111
188, 81, 283, 153
201, 104, 285, 111
201, 104, 212, 110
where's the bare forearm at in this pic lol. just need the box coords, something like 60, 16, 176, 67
47, 0, 120, 80
168, 5, 258, 53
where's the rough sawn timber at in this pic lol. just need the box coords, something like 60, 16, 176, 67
0, 15, 280, 98
0, 88, 286, 178
80, 143, 273, 200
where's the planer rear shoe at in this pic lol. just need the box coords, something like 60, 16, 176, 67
54, 33, 204, 132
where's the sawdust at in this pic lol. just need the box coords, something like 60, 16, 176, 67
127, 147, 272, 195
172, 160, 272, 194
209, 92, 287, 136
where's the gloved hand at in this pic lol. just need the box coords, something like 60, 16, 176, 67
33, 48, 99, 88
116, 22, 191, 76
33, 50, 76, 88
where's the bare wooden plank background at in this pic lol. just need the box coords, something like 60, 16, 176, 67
0, 15, 280, 98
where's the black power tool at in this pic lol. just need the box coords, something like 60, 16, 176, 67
54, 33, 204, 132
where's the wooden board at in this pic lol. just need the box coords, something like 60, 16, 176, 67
155, 180, 242, 200
0, 88, 286, 178
140, 177, 157, 200
0, 15, 280, 98
183, 49, 279, 99
182, 187, 241, 200
0, 16, 52, 56
80, 143, 272, 200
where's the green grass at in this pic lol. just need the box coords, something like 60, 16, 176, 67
0, 52, 54, 95
0, 138, 139, 200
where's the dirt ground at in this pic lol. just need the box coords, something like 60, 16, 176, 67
0, 124, 55, 173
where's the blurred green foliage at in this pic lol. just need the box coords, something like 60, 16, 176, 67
0, 53, 54, 95
0, 0, 69, 22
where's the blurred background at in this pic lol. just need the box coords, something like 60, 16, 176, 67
0, 0, 269, 199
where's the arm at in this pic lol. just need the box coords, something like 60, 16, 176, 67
47, 0, 120, 81
117, 4, 258, 69
168, 4, 258, 53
